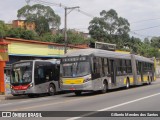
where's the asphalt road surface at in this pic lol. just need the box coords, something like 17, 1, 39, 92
1, 79, 160, 120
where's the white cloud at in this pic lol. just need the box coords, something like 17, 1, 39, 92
1, 0, 160, 39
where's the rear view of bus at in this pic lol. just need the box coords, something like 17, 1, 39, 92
11, 59, 60, 97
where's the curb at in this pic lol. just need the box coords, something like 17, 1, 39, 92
0, 95, 6, 101
0, 94, 15, 101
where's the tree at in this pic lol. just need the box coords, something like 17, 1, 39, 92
144, 38, 150, 45
88, 9, 130, 48
137, 43, 160, 57
17, 4, 61, 35
7, 27, 38, 40
151, 37, 160, 48
0, 20, 8, 38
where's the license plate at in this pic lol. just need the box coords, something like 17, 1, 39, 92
15, 91, 24, 94
70, 88, 75, 90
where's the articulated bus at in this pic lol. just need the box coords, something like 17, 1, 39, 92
60, 48, 155, 95
11, 59, 60, 97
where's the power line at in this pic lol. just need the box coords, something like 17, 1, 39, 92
30, 0, 159, 38
31, 0, 94, 19
129, 31, 154, 38
131, 17, 160, 24
132, 24, 160, 32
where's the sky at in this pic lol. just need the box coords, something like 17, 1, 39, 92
1, 0, 160, 39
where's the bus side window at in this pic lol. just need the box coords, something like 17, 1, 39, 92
126, 60, 132, 74
53, 65, 60, 81
92, 57, 100, 79
99, 58, 103, 77
116, 59, 122, 75
104, 58, 108, 76
38, 68, 44, 79
34, 62, 46, 85
136, 61, 141, 74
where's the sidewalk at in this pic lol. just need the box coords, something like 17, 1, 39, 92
0, 94, 28, 101
0, 95, 5, 101
0, 94, 14, 101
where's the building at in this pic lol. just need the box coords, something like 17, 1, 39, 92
4, 37, 87, 72
12, 20, 35, 31
0, 39, 9, 94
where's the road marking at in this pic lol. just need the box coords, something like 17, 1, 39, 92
67, 92, 160, 120
10, 96, 94, 111
4, 81, 160, 110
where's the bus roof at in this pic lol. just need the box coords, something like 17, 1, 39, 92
64, 48, 154, 63
13, 59, 60, 65
134, 55, 153, 63
64, 48, 131, 59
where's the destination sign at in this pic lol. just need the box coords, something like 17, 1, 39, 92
14, 62, 31, 68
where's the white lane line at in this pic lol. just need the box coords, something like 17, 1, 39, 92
67, 92, 160, 120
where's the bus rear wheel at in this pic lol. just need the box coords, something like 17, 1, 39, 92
48, 84, 56, 96
147, 77, 151, 85
74, 91, 82, 96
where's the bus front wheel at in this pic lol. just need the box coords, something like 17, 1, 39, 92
101, 81, 108, 94
48, 84, 56, 96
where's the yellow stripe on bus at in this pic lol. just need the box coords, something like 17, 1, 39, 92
63, 78, 84, 85
143, 76, 148, 82
123, 77, 133, 85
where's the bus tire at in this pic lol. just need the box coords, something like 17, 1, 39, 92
147, 76, 151, 85
101, 81, 108, 94
48, 84, 56, 96
74, 91, 82, 96
126, 79, 130, 89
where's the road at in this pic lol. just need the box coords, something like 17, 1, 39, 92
1, 79, 160, 120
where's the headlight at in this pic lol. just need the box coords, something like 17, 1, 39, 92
83, 77, 91, 83
28, 83, 33, 88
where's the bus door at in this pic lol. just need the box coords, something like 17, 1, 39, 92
109, 59, 116, 85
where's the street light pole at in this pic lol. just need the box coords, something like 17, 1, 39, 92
64, 6, 79, 54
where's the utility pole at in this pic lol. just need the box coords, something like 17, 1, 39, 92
64, 6, 79, 54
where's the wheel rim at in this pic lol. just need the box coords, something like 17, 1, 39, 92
126, 81, 129, 88
49, 86, 54, 93
103, 83, 107, 92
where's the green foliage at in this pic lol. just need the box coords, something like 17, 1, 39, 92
17, 4, 61, 35
150, 37, 160, 48
67, 30, 85, 44
41, 33, 62, 42
0, 20, 8, 38
137, 43, 160, 58
7, 27, 38, 40
88, 9, 130, 45
88, 9, 160, 58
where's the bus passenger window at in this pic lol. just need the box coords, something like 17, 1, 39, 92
38, 68, 44, 79
104, 58, 108, 75
116, 59, 122, 75
92, 57, 100, 79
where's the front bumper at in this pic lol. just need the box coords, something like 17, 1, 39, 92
61, 81, 93, 91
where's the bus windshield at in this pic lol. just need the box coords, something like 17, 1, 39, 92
11, 62, 32, 85
62, 61, 90, 77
